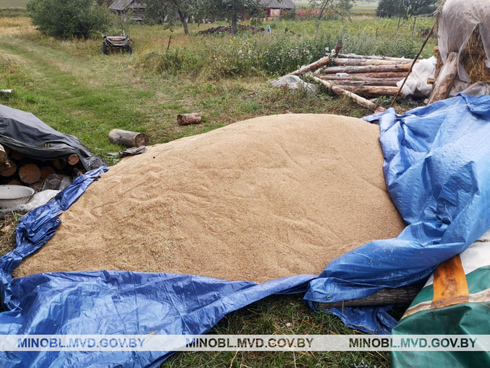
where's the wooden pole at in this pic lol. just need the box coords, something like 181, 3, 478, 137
323, 64, 411, 74
320, 72, 407, 79
390, 23, 435, 107
317, 286, 422, 309
338, 54, 413, 62
333, 58, 414, 67
319, 79, 399, 87
313, 76, 379, 110
288, 56, 331, 76
333, 85, 400, 97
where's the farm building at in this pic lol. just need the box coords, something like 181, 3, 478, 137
108, 0, 147, 23
260, 0, 295, 19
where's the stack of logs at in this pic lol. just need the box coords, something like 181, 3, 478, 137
316, 53, 414, 98
0, 144, 84, 191
285, 53, 416, 111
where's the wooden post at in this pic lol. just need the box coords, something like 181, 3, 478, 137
108, 129, 149, 147
428, 52, 459, 104
177, 113, 202, 126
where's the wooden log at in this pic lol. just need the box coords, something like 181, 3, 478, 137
333, 85, 399, 97
333, 58, 414, 67
19, 163, 41, 184
338, 53, 414, 62
319, 78, 399, 87
0, 144, 7, 165
108, 129, 149, 147
53, 159, 66, 170
322, 64, 412, 75
40, 166, 56, 180
11, 151, 23, 161
320, 72, 407, 80
177, 113, 202, 126
67, 154, 80, 166
313, 77, 378, 110
317, 286, 422, 309
288, 56, 330, 76
8, 179, 22, 186
0, 160, 16, 177
428, 52, 459, 104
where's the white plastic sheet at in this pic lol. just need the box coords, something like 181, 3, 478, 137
438, 0, 490, 82
397, 57, 436, 97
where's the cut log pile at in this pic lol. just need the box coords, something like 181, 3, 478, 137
283, 53, 415, 111
0, 143, 85, 191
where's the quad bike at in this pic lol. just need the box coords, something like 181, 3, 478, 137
102, 30, 132, 55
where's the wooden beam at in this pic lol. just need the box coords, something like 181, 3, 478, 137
317, 286, 422, 309
323, 64, 411, 75
428, 52, 458, 104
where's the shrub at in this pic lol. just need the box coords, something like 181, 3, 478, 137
26, 0, 114, 39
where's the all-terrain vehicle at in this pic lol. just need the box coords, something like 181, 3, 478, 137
102, 30, 132, 55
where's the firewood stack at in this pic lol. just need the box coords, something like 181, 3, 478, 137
0, 143, 84, 192
315, 53, 415, 98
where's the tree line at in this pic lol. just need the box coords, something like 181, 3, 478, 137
26, 0, 440, 40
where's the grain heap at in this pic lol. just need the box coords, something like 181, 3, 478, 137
15, 114, 405, 283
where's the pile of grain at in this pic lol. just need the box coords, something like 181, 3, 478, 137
15, 114, 405, 283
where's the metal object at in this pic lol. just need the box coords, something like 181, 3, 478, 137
0, 185, 35, 209
102, 30, 132, 55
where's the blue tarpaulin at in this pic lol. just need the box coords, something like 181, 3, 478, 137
2, 94, 490, 366
305, 94, 490, 333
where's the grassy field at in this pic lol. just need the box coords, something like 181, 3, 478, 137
0, 14, 434, 368
0, 0, 28, 9
293, 0, 378, 13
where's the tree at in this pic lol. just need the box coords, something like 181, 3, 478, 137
145, 0, 201, 35
27, 0, 114, 39
376, 0, 438, 18
307, 0, 354, 34
201, 0, 265, 35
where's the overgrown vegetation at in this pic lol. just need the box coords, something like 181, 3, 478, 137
141, 17, 434, 78
0, 14, 432, 368
26, 0, 114, 39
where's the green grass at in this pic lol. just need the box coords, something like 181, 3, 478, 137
0, 15, 427, 368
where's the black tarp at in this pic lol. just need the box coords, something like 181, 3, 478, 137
0, 104, 104, 170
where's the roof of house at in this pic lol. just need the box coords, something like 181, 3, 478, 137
109, 0, 140, 11
260, 0, 295, 9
